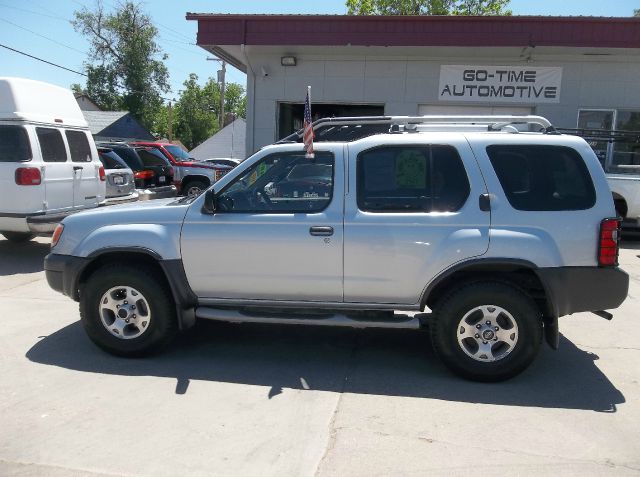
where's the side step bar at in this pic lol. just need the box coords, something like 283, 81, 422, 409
195, 307, 422, 330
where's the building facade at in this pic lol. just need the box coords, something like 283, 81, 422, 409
187, 14, 640, 171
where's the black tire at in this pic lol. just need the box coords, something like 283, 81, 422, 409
79, 264, 177, 357
2, 232, 35, 243
430, 281, 542, 382
182, 180, 208, 198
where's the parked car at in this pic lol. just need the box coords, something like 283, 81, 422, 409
0, 77, 105, 243
45, 115, 628, 382
97, 147, 138, 205
130, 141, 232, 197
96, 142, 176, 200
200, 157, 241, 168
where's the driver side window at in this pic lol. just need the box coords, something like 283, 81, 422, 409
217, 152, 334, 213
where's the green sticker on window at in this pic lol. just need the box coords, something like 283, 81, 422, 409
396, 150, 426, 188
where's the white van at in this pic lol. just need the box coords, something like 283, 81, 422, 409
0, 77, 105, 242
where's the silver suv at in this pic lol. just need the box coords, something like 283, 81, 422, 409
44, 116, 629, 381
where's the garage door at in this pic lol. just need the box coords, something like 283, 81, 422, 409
419, 105, 533, 115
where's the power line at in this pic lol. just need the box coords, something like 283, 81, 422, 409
0, 2, 68, 21
0, 43, 87, 76
0, 18, 88, 55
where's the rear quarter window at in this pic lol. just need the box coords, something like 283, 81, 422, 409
486, 145, 596, 211
65, 130, 92, 162
0, 125, 31, 162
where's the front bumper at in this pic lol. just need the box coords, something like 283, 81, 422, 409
137, 185, 177, 201
536, 266, 629, 317
44, 253, 89, 300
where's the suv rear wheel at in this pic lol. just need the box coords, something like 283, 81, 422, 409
2, 232, 35, 243
430, 281, 542, 382
80, 264, 177, 357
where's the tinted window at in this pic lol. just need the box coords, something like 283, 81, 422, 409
137, 148, 168, 167
99, 151, 127, 169
217, 152, 334, 213
486, 145, 596, 211
357, 145, 470, 213
65, 130, 92, 162
36, 128, 67, 162
111, 147, 143, 170
0, 125, 31, 162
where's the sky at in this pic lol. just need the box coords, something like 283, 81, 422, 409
1, 0, 638, 101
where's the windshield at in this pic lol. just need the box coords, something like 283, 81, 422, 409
165, 145, 193, 162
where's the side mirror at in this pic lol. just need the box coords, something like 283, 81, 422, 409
202, 189, 217, 214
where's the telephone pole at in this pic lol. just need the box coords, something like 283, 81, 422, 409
207, 57, 226, 130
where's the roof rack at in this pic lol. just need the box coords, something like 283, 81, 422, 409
278, 115, 556, 144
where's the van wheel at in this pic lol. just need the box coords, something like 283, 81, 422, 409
79, 264, 177, 357
430, 281, 542, 382
2, 232, 35, 243
183, 180, 208, 198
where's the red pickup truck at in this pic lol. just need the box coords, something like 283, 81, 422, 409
130, 141, 232, 197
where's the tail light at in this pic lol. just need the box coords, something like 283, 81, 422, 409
99, 166, 106, 181
598, 218, 621, 267
15, 167, 41, 185
134, 170, 155, 180
51, 224, 64, 248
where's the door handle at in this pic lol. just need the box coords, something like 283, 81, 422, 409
479, 193, 491, 212
309, 226, 334, 236
73, 166, 83, 171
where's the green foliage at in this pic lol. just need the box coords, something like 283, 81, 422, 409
170, 74, 247, 150
72, 1, 170, 131
346, 0, 511, 15
635, 9, 640, 16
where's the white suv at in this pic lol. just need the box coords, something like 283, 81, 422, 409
44, 116, 629, 381
0, 78, 105, 242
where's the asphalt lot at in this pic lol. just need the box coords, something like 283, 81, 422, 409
0, 235, 639, 476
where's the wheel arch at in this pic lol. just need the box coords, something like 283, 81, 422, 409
76, 248, 197, 330
422, 258, 559, 350
421, 258, 553, 318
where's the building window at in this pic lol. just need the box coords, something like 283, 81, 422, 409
577, 109, 640, 174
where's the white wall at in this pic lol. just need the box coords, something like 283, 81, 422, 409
244, 50, 640, 154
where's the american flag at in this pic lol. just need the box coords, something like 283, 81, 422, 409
303, 86, 314, 159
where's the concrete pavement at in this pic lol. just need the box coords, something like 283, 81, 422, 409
0, 235, 639, 476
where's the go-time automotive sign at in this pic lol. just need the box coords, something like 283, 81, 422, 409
439, 65, 562, 103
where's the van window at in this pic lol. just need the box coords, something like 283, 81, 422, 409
357, 145, 470, 212
36, 128, 67, 163
486, 145, 596, 211
66, 130, 92, 162
0, 125, 31, 162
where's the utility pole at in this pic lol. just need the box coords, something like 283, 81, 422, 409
167, 101, 173, 142
207, 57, 226, 130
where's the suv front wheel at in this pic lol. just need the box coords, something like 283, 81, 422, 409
430, 281, 542, 382
80, 264, 177, 357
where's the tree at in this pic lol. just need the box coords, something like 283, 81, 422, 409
170, 74, 247, 149
346, 0, 511, 15
72, 1, 170, 130
635, 9, 640, 16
